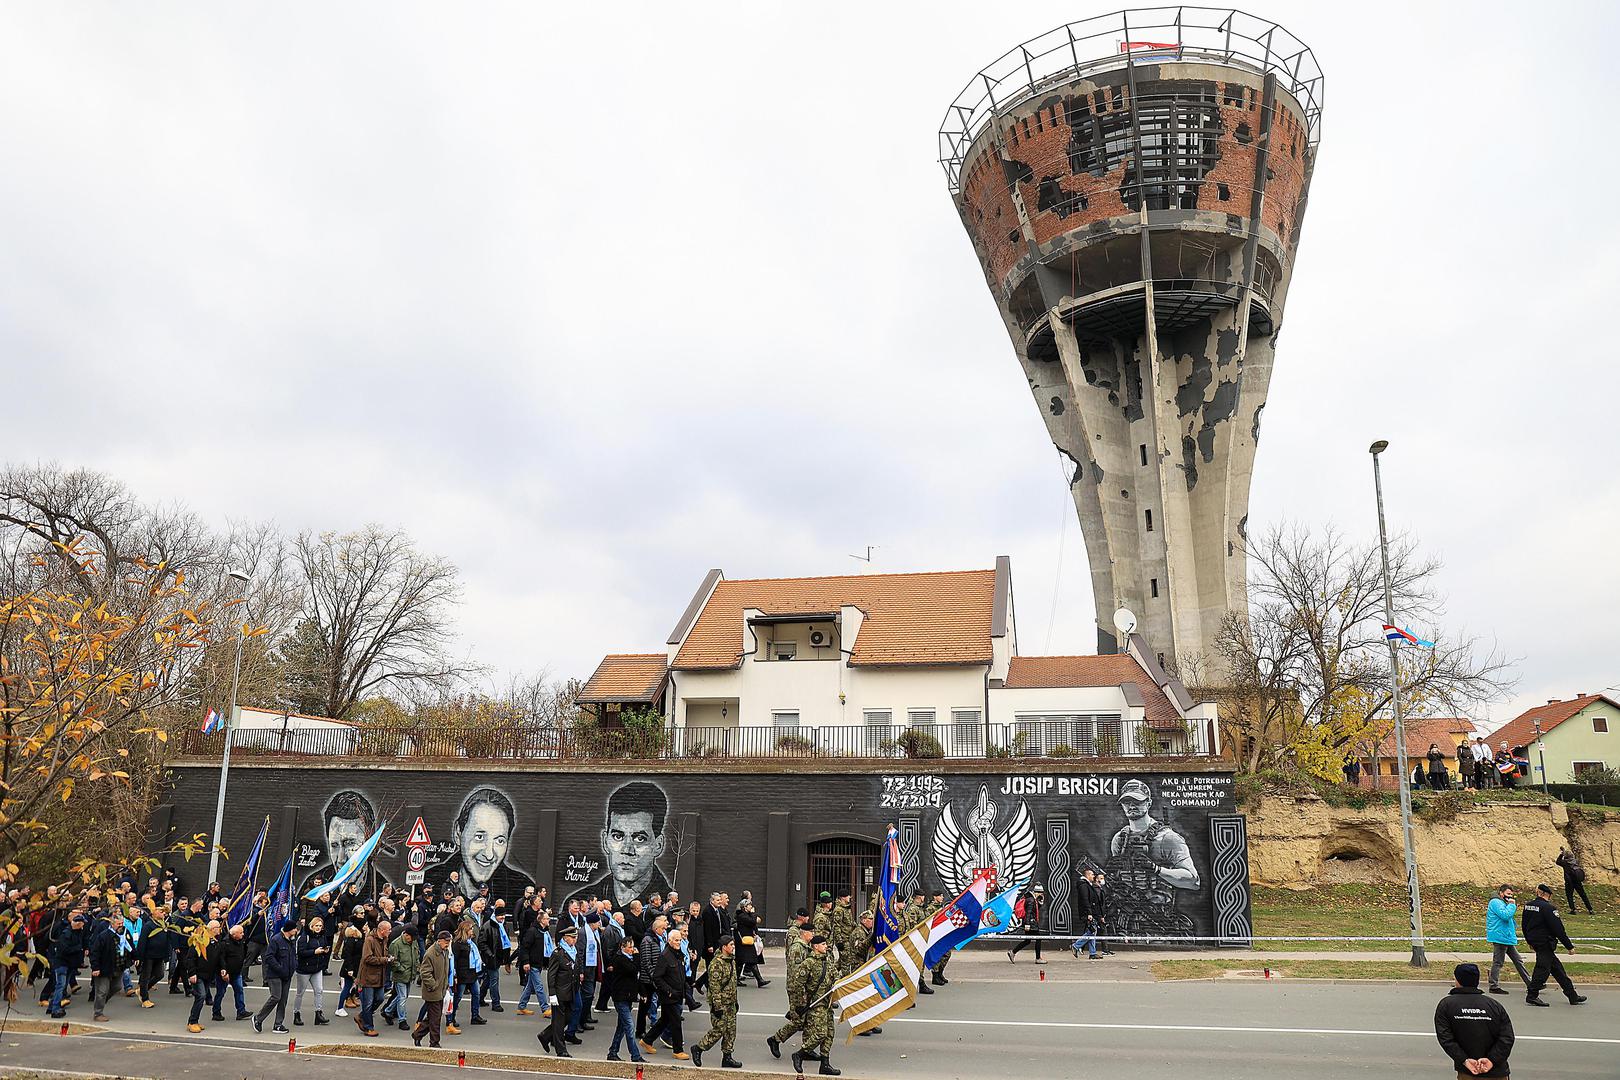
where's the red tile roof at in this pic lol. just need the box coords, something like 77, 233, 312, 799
1491, 695, 1617, 753
579, 654, 669, 704
1003, 654, 1182, 726
672, 569, 996, 670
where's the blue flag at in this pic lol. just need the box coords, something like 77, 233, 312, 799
304, 822, 385, 900
264, 855, 295, 929
875, 825, 903, 949
226, 817, 270, 927
960, 880, 1023, 946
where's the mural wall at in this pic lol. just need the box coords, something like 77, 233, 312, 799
158, 764, 1249, 943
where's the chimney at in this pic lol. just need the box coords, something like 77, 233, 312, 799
1548, 699, 1558, 705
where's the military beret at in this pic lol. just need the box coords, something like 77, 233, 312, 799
717, 934, 734, 948
795, 908, 808, 919
836, 887, 851, 898
817, 891, 832, 902
810, 934, 828, 945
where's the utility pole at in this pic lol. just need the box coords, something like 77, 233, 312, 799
1369, 441, 1427, 967
206, 571, 252, 886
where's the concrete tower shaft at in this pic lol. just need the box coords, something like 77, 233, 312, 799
941, 9, 1322, 673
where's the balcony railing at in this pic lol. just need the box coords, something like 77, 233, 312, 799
177, 718, 1217, 763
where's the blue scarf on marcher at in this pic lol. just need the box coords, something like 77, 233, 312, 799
559, 940, 577, 963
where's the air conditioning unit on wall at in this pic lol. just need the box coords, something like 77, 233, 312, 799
809, 630, 827, 647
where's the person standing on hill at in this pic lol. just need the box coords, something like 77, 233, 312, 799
1556, 850, 1593, 914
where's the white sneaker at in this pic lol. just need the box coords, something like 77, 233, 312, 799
335, 1007, 348, 1017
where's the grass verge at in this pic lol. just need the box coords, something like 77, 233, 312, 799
1252, 883, 1620, 951
1154, 958, 1620, 983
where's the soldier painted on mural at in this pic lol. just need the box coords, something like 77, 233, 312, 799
1103, 779, 1200, 935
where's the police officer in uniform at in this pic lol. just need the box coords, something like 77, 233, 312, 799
766, 914, 819, 1061
791, 935, 840, 1077
691, 935, 742, 1069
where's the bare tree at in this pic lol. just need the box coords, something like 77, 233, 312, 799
1217, 523, 1517, 778
292, 526, 470, 719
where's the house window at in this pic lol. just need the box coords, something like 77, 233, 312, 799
907, 708, 936, 729
864, 709, 893, 754
950, 708, 983, 755
771, 710, 800, 728
1150, 577, 1159, 598
1595, 717, 1609, 733
773, 642, 797, 661
1573, 761, 1607, 776
1145, 508, 1154, 532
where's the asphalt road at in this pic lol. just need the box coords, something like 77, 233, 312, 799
0, 959, 1614, 1079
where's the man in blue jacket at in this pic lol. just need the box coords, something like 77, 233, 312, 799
1485, 885, 1531, 994
253, 919, 298, 1034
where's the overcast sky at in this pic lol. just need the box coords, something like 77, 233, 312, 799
4, 1, 1616, 727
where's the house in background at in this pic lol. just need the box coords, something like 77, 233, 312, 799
1491, 694, 1619, 784
584, 556, 1218, 759
577, 654, 669, 721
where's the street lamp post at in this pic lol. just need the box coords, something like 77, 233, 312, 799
1534, 715, 1549, 794
206, 569, 252, 886
1369, 440, 1427, 967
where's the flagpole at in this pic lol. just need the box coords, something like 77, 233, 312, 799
206, 574, 252, 885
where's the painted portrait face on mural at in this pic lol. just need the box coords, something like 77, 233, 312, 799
299, 789, 386, 894
434, 786, 534, 903
563, 779, 673, 908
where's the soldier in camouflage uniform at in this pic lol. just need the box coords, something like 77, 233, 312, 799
766, 916, 819, 1061
790, 936, 840, 1077
691, 936, 742, 1069
904, 890, 935, 994
850, 911, 884, 1038
830, 889, 856, 978
928, 888, 954, 986
812, 892, 835, 942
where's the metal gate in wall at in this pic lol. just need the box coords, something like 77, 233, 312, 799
807, 837, 880, 914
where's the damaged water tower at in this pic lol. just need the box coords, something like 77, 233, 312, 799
941, 9, 1321, 674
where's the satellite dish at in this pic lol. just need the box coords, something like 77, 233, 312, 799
1113, 607, 1137, 636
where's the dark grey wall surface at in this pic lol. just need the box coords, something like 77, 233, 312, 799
160, 764, 1249, 941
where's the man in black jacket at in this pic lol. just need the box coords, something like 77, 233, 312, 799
641, 927, 689, 1060
211, 923, 251, 1021
1556, 850, 1594, 914
1522, 884, 1586, 1006
539, 924, 580, 1058
85, 911, 122, 1022
1436, 963, 1513, 1078
604, 934, 646, 1063
252, 919, 298, 1034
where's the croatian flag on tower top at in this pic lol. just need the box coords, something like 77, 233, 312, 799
921, 869, 994, 968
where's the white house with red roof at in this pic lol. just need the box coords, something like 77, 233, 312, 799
580, 556, 1218, 759
1492, 694, 1620, 783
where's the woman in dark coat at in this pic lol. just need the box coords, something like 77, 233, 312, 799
1425, 743, 1449, 790
733, 900, 768, 987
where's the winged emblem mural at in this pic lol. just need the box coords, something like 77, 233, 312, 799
931, 783, 1037, 896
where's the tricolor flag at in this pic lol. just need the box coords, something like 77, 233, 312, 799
226, 816, 270, 927
964, 880, 1023, 944
304, 820, 385, 900
1383, 624, 1435, 648
834, 869, 996, 1038
201, 707, 222, 734
264, 855, 295, 929
875, 825, 904, 949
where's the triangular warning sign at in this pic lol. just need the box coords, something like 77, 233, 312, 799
406, 817, 431, 846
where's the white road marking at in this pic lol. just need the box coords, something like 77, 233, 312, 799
734, 1011, 1620, 1045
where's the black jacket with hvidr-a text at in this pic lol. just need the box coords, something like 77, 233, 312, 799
1434, 987, 1514, 1077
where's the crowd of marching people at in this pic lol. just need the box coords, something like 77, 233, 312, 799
1, 869, 975, 1076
